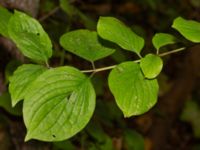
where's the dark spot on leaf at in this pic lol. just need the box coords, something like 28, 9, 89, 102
37, 33, 40, 36
116, 67, 123, 73
67, 95, 70, 99
52, 134, 56, 138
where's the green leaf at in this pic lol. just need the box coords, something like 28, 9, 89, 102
23, 66, 96, 141
108, 62, 158, 117
8, 10, 52, 62
0, 6, 12, 37
97, 17, 144, 55
60, 29, 115, 62
152, 33, 177, 50
124, 129, 144, 150
140, 54, 163, 79
9, 64, 47, 107
172, 17, 200, 43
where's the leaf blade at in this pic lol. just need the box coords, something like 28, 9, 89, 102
8, 10, 52, 62
0, 6, 12, 37
9, 64, 47, 106
152, 33, 177, 50
108, 62, 158, 117
97, 16, 144, 55
23, 66, 96, 141
60, 29, 115, 62
172, 17, 200, 43
140, 54, 163, 79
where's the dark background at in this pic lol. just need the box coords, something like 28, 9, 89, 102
0, 0, 200, 149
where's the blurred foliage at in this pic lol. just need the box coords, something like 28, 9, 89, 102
181, 100, 200, 138
124, 129, 144, 150
0, 92, 22, 116
5, 60, 21, 84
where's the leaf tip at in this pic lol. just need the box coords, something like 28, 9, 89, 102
172, 16, 183, 28
11, 101, 17, 107
25, 132, 32, 142
123, 112, 133, 118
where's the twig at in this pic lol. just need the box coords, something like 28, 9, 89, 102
82, 65, 117, 73
81, 47, 186, 73
159, 47, 186, 57
91, 61, 96, 70
45, 61, 50, 69
39, 6, 60, 21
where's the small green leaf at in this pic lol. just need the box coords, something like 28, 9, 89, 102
9, 64, 47, 107
140, 54, 163, 79
172, 17, 200, 43
0, 6, 12, 37
108, 62, 158, 117
8, 10, 52, 62
97, 17, 144, 55
152, 33, 177, 50
23, 66, 95, 141
60, 29, 115, 62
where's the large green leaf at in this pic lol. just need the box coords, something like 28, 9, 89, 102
9, 64, 47, 107
152, 33, 177, 51
8, 11, 52, 62
23, 66, 96, 141
0, 6, 12, 37
172, 17, 200, 43
60, 29, 115, 62
108, 62, 158, 117
97, 17, 144, 55
140, 54, 163, 79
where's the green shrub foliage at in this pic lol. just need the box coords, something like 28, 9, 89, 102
0, 6, 200, 141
